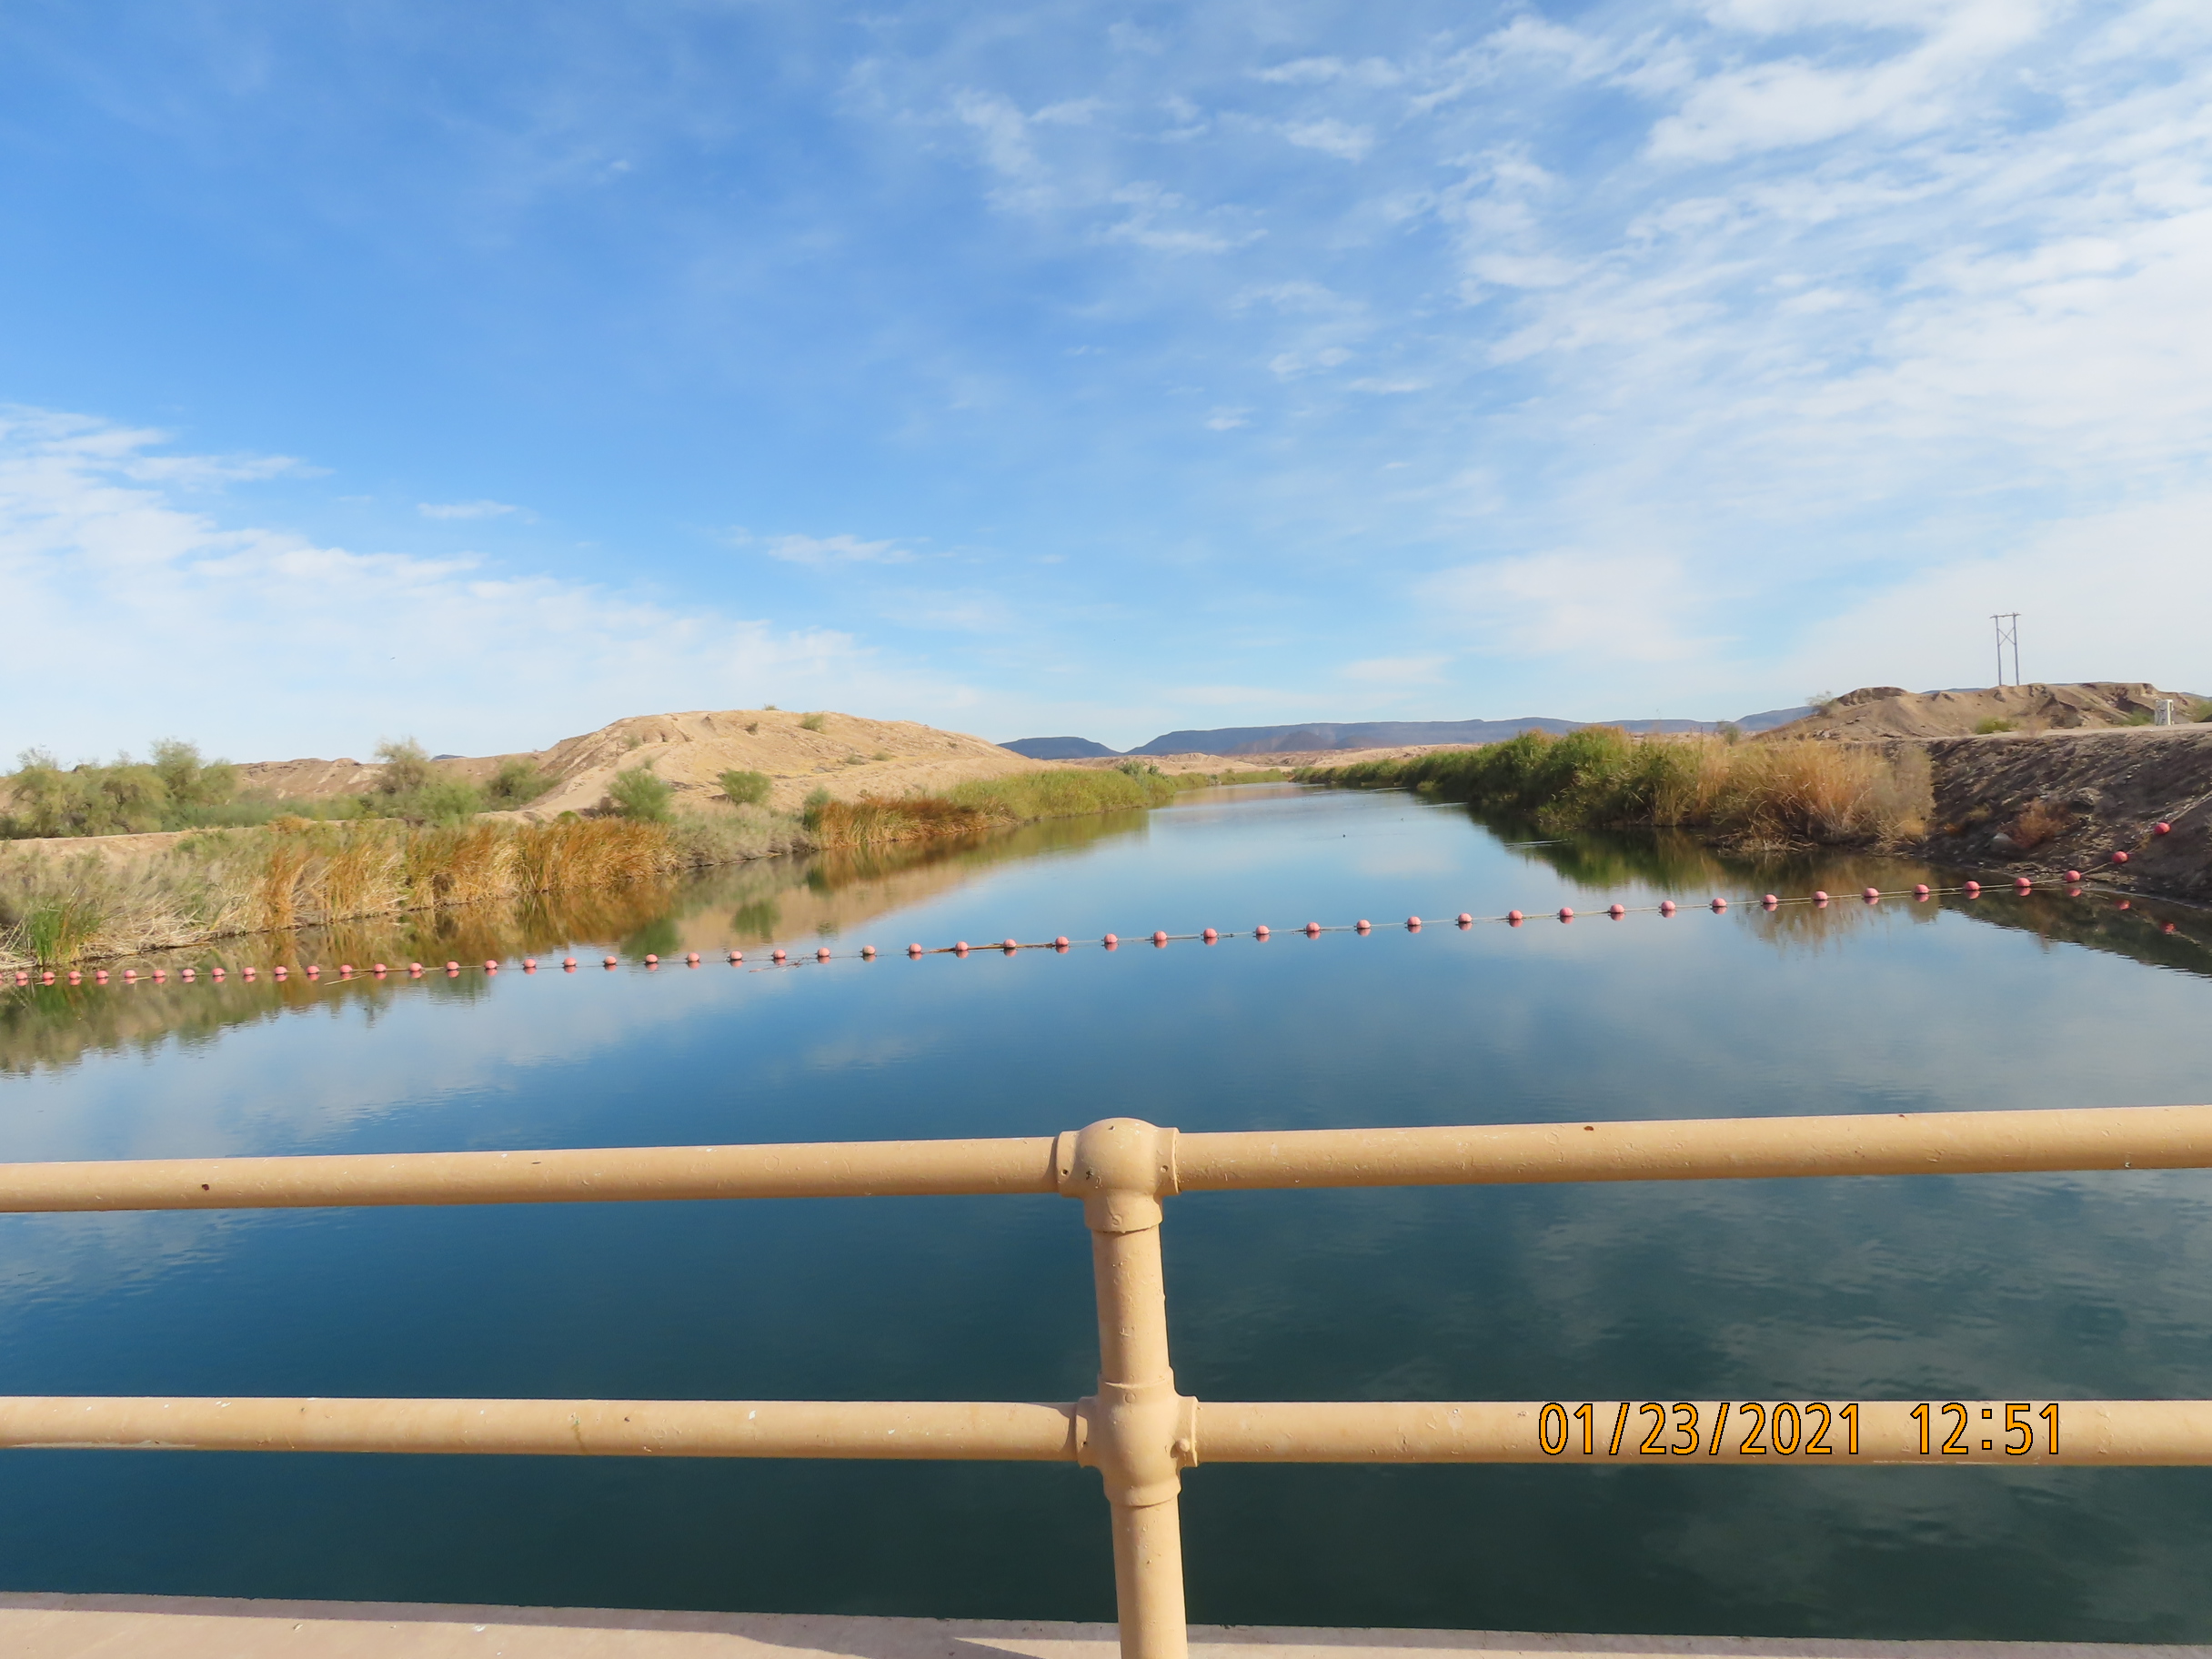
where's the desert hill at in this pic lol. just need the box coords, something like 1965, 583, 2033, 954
1769, 683, 2199, 741
234, 709, 1047, 818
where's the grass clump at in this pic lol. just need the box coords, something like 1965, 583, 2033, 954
1302, 728, 1928, 850
1974, 718, 2018, 735
799, 712, 827, 732
485, 758, 555, 809
719, 769, 772, 808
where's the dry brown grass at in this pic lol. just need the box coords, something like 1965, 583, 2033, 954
0, 815, 713, 968
808, 794, 999, 849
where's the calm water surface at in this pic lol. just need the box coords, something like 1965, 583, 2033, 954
5, 784, 2212, 1641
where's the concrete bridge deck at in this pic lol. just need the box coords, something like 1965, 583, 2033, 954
1, 1599, 2204, 1659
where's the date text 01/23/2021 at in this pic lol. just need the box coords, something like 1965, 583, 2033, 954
1535, 1402, 2062, 1460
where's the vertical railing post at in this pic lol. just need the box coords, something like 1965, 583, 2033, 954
1061, 1120, 1191, 1659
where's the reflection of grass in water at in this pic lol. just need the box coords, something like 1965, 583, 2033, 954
729, 899, 781, 939
0, 803, 1159, 1076
622, 917, 682, 960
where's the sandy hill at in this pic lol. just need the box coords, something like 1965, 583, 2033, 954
235, 709, 1047, 817
1766, 682, 2198, 741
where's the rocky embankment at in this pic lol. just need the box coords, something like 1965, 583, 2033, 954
1922, 727, 2212, 901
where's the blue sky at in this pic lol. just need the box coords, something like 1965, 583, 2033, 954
3, 0, 2207, 759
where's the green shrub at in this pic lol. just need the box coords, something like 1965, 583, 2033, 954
485, 758, 555, 808
2119, 711, 2154, 727
2193, 701, 2212, 724
799, 712, 827, 732
608, 766, 674, 822
373, 738, 434, 796
1975, 717, 2017, 735
719, 769, 772, 807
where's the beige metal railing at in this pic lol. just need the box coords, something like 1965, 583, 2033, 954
5, 1105, 2212, 1659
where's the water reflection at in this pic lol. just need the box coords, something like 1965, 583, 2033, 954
6, 785, 2212, 1638
0, 809, 1152, 1077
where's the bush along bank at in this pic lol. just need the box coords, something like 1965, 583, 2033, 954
1, 764, 1248, 967
0, 809, 804, 971
1300, 728, 1931, 851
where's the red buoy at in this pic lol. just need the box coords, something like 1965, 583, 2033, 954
774, 948, 790, 961
1456, 913, 1473, 927
1863, 887, 1881, 901
2014, 876, 2033, 891
1813, 891, 1829, 905
1054, 937, 1069, 949
2113, 850, 2130, 863
908, 943, 922, 956
952, 941, 969, 955
525, 958, 538, 970
1762, 894, 1779, 907
1607, 904, 1624, 920
603, 955, 618, 968
818, 946, 832, 960
1202, 928, 1219, 942
1002, 938, 1019, 951
1303, 922, 1321, 936
1255, 925, 1272, 939
2155, 822, 2172, 836
1710, 898, 1727, 911
485, 959, 499, 971
447, 960, 461, 972
1913, 884, 1930, 899
1104, 933, 1119, 947
644, 954, 659, 966
1507, 910, 1523, 925
564, 958, 578, 970
861, 945, 878, 958
686, 952, 700, 966
1557, 907, 1574, 922
1964, 881, 1981, 897
1355, 919, 1371, 933
1152, 930, 1169, 946
2064, 870, 2081, 882
1659, 900, 1676, 916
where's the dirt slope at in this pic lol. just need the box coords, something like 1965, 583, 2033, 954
235, 709, 1046, 817
1922, 725, 2212, 900
1770, 682, 2193, 740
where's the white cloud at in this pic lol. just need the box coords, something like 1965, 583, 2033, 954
753, 531, 916, 566
1280, 118, 1375, 161
417, 499, 520, 520
1649, 1, 2051, 162
0, 409, 943, 760
1418, 552, 1719, 663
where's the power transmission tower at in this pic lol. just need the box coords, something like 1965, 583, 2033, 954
1990, 613, 2020, 688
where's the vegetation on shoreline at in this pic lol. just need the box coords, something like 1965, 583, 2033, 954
1, 738, 558, 839
0, 809, 802, 970
1300, 729, 1929, 850
801, 765, 1289, 849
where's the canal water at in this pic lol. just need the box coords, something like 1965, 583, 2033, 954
5, 783, 2212, 1642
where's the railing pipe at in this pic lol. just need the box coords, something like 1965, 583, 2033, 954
0, 1137, 1061, 1213
0, 1397, 1079, 1459
1172, 1105, 2212, 1191
1193, 1400, 2212, 1465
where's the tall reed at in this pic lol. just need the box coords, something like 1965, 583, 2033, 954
1302, 729, 1929, 850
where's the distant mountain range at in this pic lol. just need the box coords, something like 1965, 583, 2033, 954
1000, 708, 1811, 759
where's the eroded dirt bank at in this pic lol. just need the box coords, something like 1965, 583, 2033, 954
1922, 726, 2212, 901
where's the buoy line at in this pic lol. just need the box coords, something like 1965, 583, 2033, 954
3, 874, 2197, 993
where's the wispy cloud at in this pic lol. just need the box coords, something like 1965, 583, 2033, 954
417, 499, 521, 520
749, 531, 917, 566
0, 410, 925, 759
